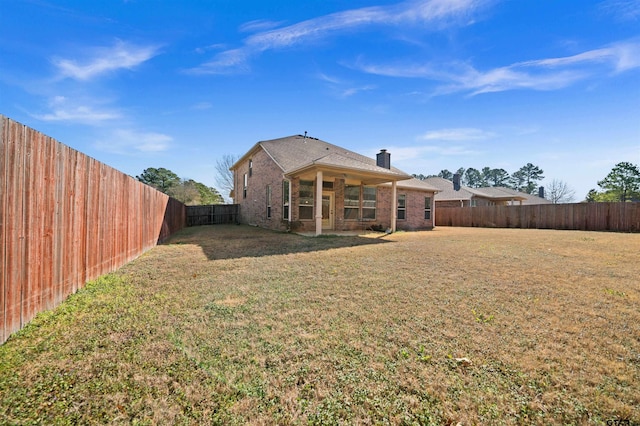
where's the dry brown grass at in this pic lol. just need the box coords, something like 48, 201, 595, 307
1, 225, 639, 425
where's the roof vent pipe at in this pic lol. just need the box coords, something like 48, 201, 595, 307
376, 149, 391, 169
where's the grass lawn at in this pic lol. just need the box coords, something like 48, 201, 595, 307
1, 225, 639, 425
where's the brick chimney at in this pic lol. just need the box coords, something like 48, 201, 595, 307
453, 173, 461, 191
376, 149, 391, 169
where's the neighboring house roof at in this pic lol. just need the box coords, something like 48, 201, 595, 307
423, 176, 475, 201
467, 186, 527, 202
423, 177, 550, 204
473, 187, 551, 205
232, 134, 415, 184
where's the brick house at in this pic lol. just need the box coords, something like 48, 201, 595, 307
230, 134, 438, 235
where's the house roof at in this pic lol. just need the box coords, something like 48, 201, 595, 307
466, 186, 527, 201
232, 134, 414, 185
382, 177, 439, 191
472, 187, 551, 205
423, 177, 550, 204
423, 176, 475, 201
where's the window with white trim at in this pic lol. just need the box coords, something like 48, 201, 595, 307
266, 185, 272, 218
424, 196, 432, 220
362, 186, 377, 220
243, 173, 247, 199
344, 185, 360, 220
283, 180, 290, 220
397, 194, 406, 220
299, 180, 314, 220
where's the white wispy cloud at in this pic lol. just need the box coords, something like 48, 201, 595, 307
191, 101, 212, 110
239, 19, 286, 33
32, 96, 121, 124
521, 40, 640, 72
341, 85, 377, 97
375, 127, 495, 164
317, 72, 377, 97
598, 0, 640, 21
194, 43, 227, 54
384, 144, 480, 162
94, 129, 172, 154
420, 127, 496, 141
53, 40, 160, 80
189, 0, 488, 74
317, 72, 344, 85
357, 39, 640, 95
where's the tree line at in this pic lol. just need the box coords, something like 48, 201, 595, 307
414, 161, 640, 203
136, 167, 223, 205
136, 159, 639, 206
413, 163, 546, 194
586, 162, 640, 202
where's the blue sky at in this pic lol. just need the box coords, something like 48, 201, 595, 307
1, 0, 639, 201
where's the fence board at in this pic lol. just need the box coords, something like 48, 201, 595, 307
1, 115, 187, 343
186, 204, 239, 226
436, 202, 640, 233
0, 116, 5, 342
4, 119, 24, 338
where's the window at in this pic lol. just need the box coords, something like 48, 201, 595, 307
322, 181, 334, 190
424, 196, 432, 220
243, 173, 247, 199
362, 186, 376, 220
283, 180, 290, 220
266, 185, 272, 218
299, 180, 314, 220
249, 159, 253, 177
344, 185, 360, 220
397, 194, 406, 220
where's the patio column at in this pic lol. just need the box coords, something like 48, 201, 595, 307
315, 170, 323, 236
390, 180, 397, 233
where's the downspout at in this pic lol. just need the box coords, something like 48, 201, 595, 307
432, 193, 436, 227
391, 181, 397, 232
315, 170, 323, 236
288, 180, 292, 224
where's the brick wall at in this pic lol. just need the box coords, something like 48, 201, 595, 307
234, 148, 288, 231
233, 153, 436, 233
436, 197, 498, 208
378, 187, 435, 231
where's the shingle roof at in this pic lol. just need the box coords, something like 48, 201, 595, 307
472, 187, 551, 204
467, 186, 522, 199
243, 134, 411, 180
423, 176, 474, 201
423, 177, 550, 204
393, 177, 440, 191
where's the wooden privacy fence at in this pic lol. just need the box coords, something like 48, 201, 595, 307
186, 204, 239, 226
1, 115, 187, 343
436, 202, 640, 232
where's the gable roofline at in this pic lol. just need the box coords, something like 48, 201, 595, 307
381, 178, 440, 192
231, 134, 412, 182
468, 186, 527, 201
285, 153, 411, 182
423, 176, 475, 201
230, 141, 286, 173
424, 176, 538, 202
